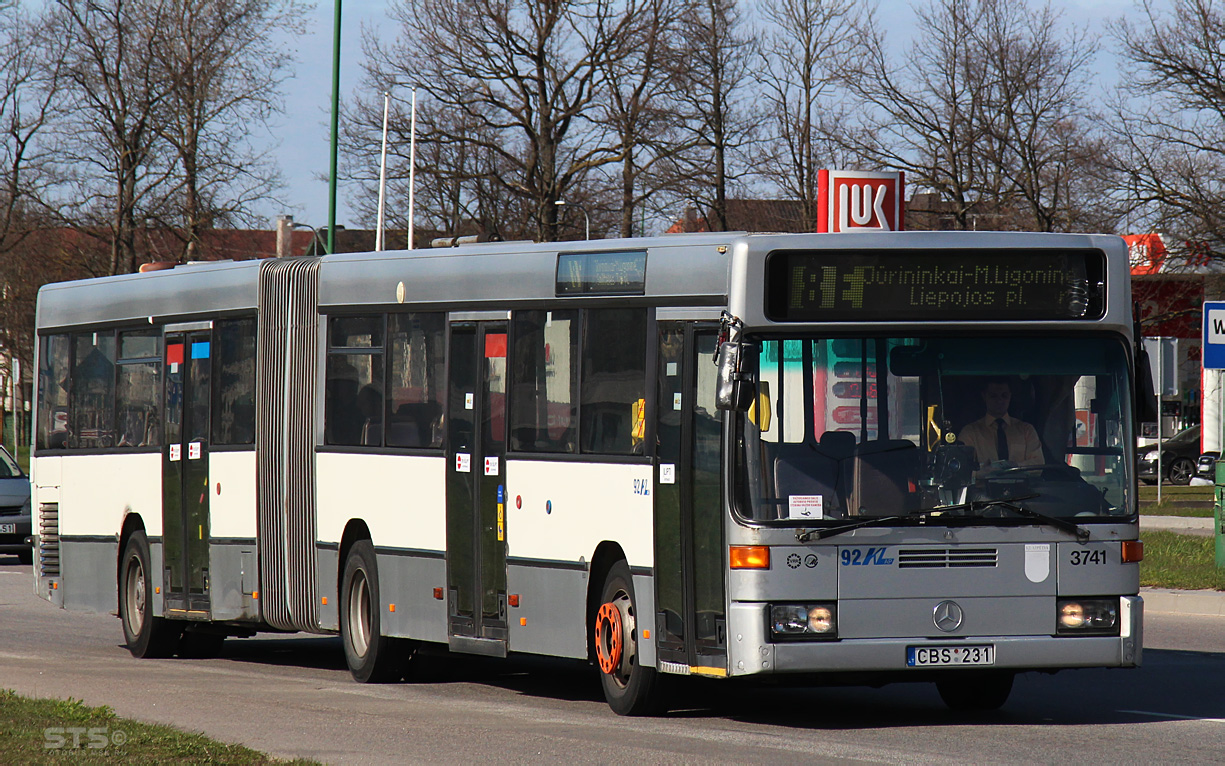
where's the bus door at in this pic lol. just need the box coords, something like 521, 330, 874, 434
654, 323, 726, 673
445, 320, 509, 653
162, 327, 212, 615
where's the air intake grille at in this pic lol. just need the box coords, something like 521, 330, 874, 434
897, 548, 997, 569
38, 503, 60, 577
257, 257, 321, 632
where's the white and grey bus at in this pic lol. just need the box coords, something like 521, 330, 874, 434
32, 231, 1145, 714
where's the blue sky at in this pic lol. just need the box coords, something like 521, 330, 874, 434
264, 0, 1141, 233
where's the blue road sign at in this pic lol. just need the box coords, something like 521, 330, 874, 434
1204, 301, 1225, 370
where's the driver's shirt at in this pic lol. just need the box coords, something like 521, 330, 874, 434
959, 413, 1044, 468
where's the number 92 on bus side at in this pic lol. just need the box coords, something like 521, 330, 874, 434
907, 645, 996, 667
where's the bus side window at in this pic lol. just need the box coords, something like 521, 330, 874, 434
116, 329, 162, 448
37, 334, 71, 451
214, 318, 256, 446
509, 309, 578, 453
580, 308, 647, 455
387, 312, 445, 449
72, 331, 117, 449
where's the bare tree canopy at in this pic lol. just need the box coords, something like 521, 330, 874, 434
1112, 0, 1225, 253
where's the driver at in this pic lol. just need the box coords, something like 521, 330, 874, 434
959, 378, 1043, 472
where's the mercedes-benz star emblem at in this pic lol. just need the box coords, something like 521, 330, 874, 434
933, 600, 964, 632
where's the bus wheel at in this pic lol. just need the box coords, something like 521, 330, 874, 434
595, 561, 659, 715
936, 671, 1014, 712
341, 539, 412, 683
119, 530, 182, 658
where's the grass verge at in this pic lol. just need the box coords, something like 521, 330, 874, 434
1138, 485, 1215, 517
0, 690, 317, 764
1140, 530, 1225, 591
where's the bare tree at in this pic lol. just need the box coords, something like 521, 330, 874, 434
149, 0, 307, 260
661, 0, 758, 232
1112, 0, 1225, 251
756, 0, 855, 230
359, 0, 648, 242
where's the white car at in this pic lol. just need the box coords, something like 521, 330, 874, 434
0, 446, 31, 565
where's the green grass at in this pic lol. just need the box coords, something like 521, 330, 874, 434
1140, 530, 1225, 591
1138, 484, 1215, 517
0, 690, 317, 764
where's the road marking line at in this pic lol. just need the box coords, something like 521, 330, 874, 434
1119, 710, 1225, 724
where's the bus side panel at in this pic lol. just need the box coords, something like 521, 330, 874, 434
506, 460, 654, 567
58, 453, 161, 614
208, 450, 257, 538
503, 460, 653, 658
316, 452, 448, 638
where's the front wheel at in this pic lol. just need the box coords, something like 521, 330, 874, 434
341, 539, 413, 683
594, 561, 660, 715
936, 671, 1014, 711
119, 531, 182, 658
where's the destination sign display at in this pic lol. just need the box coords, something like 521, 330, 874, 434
556, 250, 647, 296
765, 249, 1103, 321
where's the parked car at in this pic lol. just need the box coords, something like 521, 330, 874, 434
1197, 452, 1219, 482
1137, 425, 1200, 485
0, 446, 31, 564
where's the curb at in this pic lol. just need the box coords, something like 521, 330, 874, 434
1140, 515, 1215, 537
1141, 587, 1225, 617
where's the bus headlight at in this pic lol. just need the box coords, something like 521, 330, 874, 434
770, 603, 837, 641
1056, 598, 1119, 635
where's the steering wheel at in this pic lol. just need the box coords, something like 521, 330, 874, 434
993, 463, 1080, 481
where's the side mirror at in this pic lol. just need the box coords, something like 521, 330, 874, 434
1135, 342, 1158, 424
715, 340, 755, 411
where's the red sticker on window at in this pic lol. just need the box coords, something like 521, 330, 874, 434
484, 333, 507, 358
166, 344, 184, 365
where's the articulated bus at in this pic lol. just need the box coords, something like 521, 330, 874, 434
32, 231, 1145, 714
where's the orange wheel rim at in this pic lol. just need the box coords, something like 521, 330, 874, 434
595, 602, 623, 674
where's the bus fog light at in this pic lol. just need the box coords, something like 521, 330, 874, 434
1057, 598, 1119, 635
770, 603, 837, 640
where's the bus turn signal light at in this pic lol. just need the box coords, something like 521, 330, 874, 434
729, 545, 770, 569
1121, 541, 1144, 563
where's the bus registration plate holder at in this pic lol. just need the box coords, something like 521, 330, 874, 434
907, 644, 995, 667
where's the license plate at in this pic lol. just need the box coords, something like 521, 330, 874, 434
0, 523, 15, 534
907, 644, 995, 667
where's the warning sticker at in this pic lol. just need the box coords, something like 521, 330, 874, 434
788, 495, 824, 520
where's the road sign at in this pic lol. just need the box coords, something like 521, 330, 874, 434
1203, 301, 1225, 370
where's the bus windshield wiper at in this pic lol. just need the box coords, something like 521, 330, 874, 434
795, 507, 951, 542
931, 495, 1090, 542
795, 495, 1089, 543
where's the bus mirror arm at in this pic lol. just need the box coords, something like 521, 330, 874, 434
715, 341, 755, 411
1133, 307, 1158, 423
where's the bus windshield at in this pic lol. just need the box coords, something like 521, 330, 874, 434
735, 335, 1134, 524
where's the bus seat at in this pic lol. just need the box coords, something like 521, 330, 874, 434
845, 439, 919, 515
361, 420, 383, 446
386, 419, 420, 447
773, 432, 854, 520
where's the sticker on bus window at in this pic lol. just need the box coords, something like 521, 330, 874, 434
191, 342, 210, 359
660, 464, 676, 484
465, 393, 474, 410
456, 453, 471, 473
788, 495, 824, 519
484, 456, 499, 476
169, 444, 181, 462
188, 442, 201, 460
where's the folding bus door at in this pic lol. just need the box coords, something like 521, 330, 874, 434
654, 323, 727, 674
163, 326, 213, 616
445, 320, 509, 656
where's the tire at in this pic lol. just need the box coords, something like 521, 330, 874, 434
1168, 457, 1195, 486
17, 547, 32, 565
341, 539, 413, 683
594, 561, 660, 716
936, 671, 1014, 712
119, 530, 182, 658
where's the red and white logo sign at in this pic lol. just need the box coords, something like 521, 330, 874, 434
817, 170, 905, 233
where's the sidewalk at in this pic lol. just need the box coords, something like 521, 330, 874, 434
1140, 514, 1215, 537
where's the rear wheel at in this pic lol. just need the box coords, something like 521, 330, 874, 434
936, 671, 1014, 711
594, 561, 659, 715
119, 531, 182, 658
1168, 457, 1196, 485
341, 539, 413, 683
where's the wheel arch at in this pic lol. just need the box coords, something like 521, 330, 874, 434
338, 519, 373, 601
117, 510, 147, 600
586, 540, 628, 662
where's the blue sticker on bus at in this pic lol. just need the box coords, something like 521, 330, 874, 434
497, 485, 504, 503
191, 342, 210, 359
840, 547, 895, 566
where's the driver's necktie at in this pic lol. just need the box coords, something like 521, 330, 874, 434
996, 418, 1009, 461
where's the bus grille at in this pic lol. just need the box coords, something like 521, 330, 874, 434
256, 257, 321, 632
38, 503, 60, 577
897, 548, 997, 568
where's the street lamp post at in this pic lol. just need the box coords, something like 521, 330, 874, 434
555, 199, 589, 241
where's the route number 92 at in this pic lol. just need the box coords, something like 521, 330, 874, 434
1070, 549, 1106, 566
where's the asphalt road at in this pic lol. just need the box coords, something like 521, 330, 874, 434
2, 555, 1224, 764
